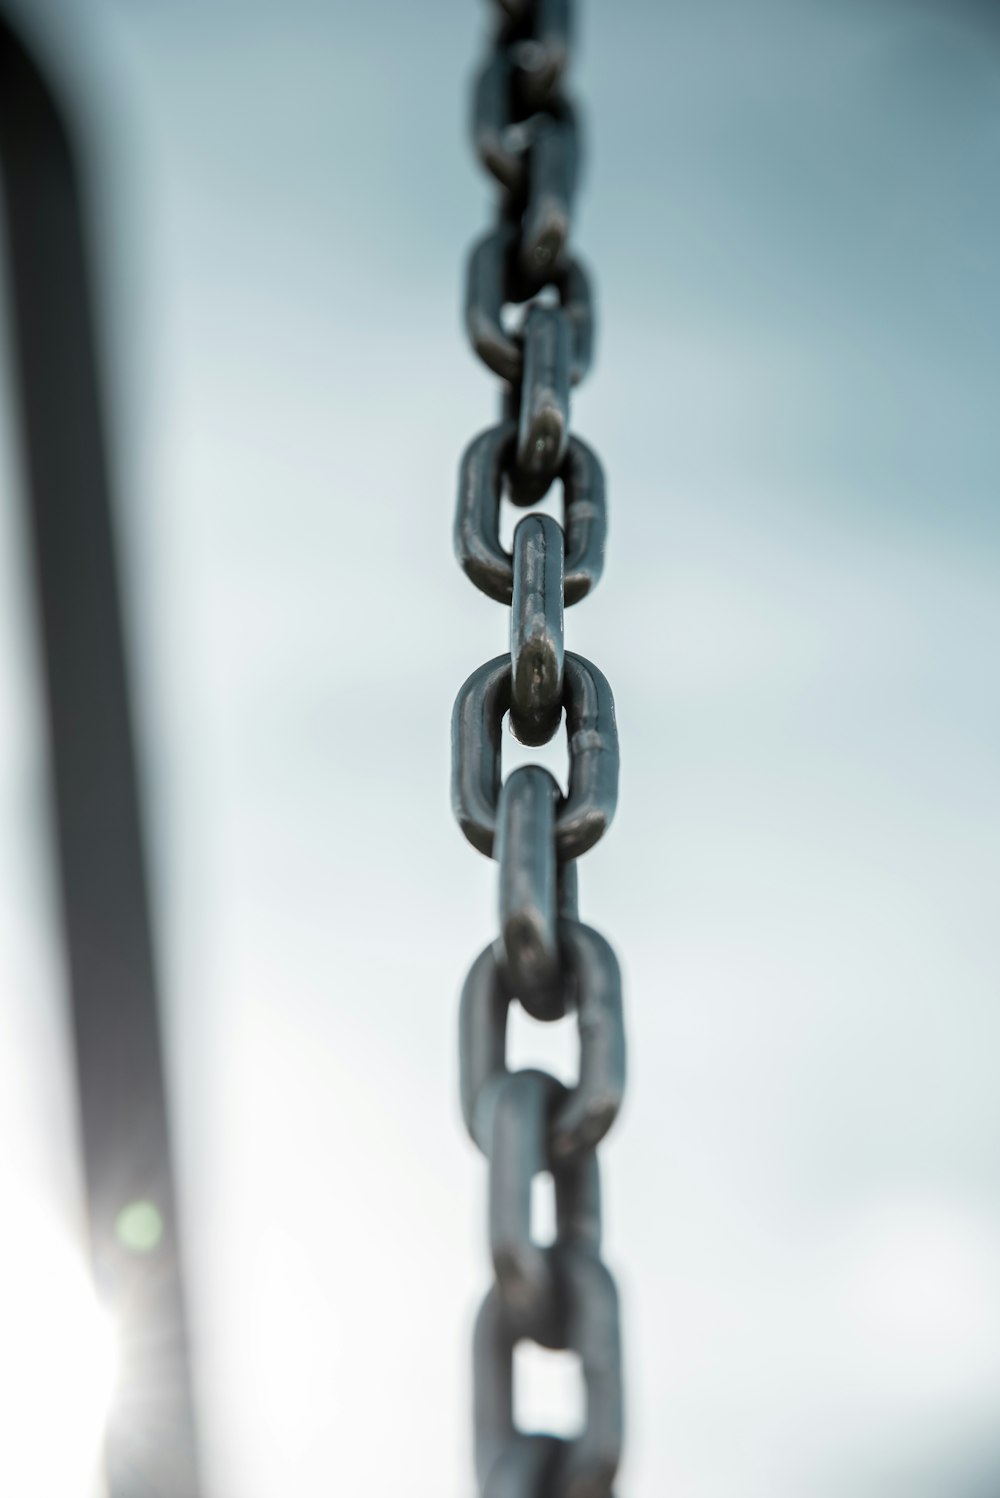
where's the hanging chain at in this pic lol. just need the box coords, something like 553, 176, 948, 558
453, 3, 625, 1492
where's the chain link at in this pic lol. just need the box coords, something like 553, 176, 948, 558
454, 3, 626, 1492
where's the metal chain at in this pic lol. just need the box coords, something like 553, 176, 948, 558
453, 4, 625, 1493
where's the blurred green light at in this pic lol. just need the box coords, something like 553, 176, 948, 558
115, 1201, 163, 1254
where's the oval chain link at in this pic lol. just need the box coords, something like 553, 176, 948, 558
454, 4, 626, 1493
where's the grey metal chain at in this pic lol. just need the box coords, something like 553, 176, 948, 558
452, 3, 625, 1493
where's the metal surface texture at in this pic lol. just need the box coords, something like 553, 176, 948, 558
466, 225, 594, 387
453, 3, 626, 1491
510, 516, 564, 747
455, 423, 606, 605
0, 15, 201, 1496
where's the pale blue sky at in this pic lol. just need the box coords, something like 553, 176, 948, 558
1, 2, 999, 1495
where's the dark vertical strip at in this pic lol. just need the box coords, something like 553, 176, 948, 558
0, 18, 201, 1496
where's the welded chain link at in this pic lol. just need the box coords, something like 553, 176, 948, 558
452, 4, 626, 1493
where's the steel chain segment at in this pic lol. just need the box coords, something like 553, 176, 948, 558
510, 518, 564, 747
455, 423, 606, 607
453, 2, 626, 1493
466, 224, 594, 387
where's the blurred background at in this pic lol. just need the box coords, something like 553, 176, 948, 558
1, 0, 999, 1494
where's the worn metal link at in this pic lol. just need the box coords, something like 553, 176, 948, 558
454, 3, 626, 1492
488, 1068, 602, 1316
496, 766, 561, 1011
473, 53, 579, 242
455, 424, 606, 606
452, 651, 618, 860
460, 928, 626, 1157
473, 49, 526, 195
466, 225, 594, 387
510, 514, 564, 746
508, 0, 571, 110
520, 114, 577, 278
556, 855, 578, 922
474, 1251, 623, 1498
514, 304, 571, 500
